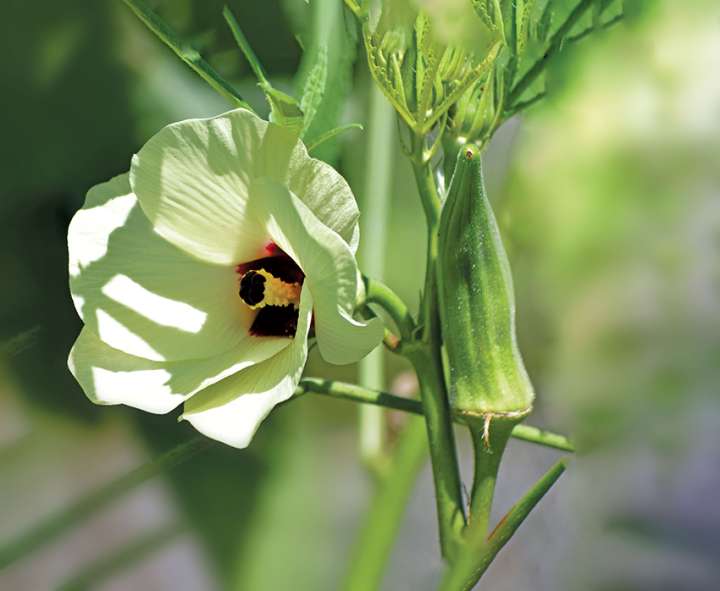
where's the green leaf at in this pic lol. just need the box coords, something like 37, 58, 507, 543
516, 0, 534, 54
123, 0, 249, 109
294, 0, 358, 162
439, 458, 568, 590
299, 44, 328, 134
534, 0, 554, 43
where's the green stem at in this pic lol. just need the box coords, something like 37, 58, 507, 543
306, 123, 364, 154
362, 276, 415, 341
505, 91, 547, 117
410, 150, 441, 226
439, 459, 568, 591
407, 147, 465, 560
508, 423, 574, 452
467, 421, 514, 538
341, 418, 428, 591
0, 437, 209, 569
222, 6, 271, 88
408, 349, 465, 560
294, 378, 575, 453
343, 0, 364, 19
508, 0, 596, 106
358, 84, 395, 468
566, 12, 624, 45
0, 326, 41, 356
123, 0, 251, 109
57, 523, 184, 591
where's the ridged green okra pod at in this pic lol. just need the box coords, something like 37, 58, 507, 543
437, 145, 534, 426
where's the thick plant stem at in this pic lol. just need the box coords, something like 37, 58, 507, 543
408, 348, 466, 560
341, 418, 428, 591
0, 437, 209, 569
407, 150, 465, 560
358, 84, 395, 469
439, 459, 568, 591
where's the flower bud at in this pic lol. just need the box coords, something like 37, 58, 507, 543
437, 146, 534, 423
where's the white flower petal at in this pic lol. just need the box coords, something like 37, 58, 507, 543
68, 327, 289, 414
287, 151, 361, 253
250, 178, 384, 365
130, 110, 269, 265
182, 381, 295, 449
130, 109, 360, 264
69, 174, 256, 361
182, 287, 314, 448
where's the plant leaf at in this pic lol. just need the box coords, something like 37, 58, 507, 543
294, 0, 358, 162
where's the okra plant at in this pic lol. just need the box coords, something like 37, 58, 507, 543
60, 0, 627, 588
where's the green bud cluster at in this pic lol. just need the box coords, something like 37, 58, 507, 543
351, 2, 502, 137
447, 0, 549, 148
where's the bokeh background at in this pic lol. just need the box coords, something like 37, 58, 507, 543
1, 1, 718, 589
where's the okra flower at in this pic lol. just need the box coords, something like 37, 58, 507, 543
67, 109, 382, 448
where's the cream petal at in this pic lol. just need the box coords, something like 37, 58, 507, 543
69, 174, 258, 361
287, 150, 361, 253
249, 178, 383, 365
68, 327, 289, 414
130, 109, 360, 265
181, 378, 296, 449
130, 110, 269, 265
182, 287, 314, 448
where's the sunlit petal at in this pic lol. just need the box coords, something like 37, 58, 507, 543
69, 174, 253, 361
249, 178, 383, 365
130, 109, 361, 264
182, 287, 314, 448
68, 327, 289, 414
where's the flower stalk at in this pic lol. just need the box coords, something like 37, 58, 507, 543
362, 276, 415, 343
467, 419, 514, 539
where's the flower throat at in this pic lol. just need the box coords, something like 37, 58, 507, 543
237, 249, 304, 338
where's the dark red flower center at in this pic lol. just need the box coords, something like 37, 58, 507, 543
236, 245, 305, 338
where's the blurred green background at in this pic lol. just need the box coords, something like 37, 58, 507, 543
1, 1, 718, 589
